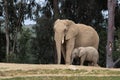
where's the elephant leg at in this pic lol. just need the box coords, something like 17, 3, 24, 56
88, 62, 91, 66
66, 38, 75, 65
92, 58, 99, 67
57, 52, 61, 64
80, 55, 86, 66
93, 62, 99, 67
71, 54, 76, 65
71, 56, 73, 65
93, 61, 99, 67
88, 61, 93, 66
61, 45, 66, 61
94, 64, 99, 67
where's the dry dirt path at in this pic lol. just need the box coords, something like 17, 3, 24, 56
0, 63, 120, 79
0, 63, 120, 71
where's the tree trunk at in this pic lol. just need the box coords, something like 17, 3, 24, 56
12, 0, 23, 54
4, 0, 9, 62
53, 0, 59, 20
106, 0, 116, 68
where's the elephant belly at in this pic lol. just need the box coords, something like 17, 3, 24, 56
74, 40, 94, 48
74, 37, 97, 49
85, 55, 93, 61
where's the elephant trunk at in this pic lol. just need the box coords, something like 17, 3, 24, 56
54, 33, 63, 64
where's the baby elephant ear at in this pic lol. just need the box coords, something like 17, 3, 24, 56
78, 47, 85, 52
65, 26, 78, 40
78, 47, 82, 52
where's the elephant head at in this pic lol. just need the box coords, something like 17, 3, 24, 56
71, 47, 86, 60
77, 47, 86, 57
54, 19, 76, 64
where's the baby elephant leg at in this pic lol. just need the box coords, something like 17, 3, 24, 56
93, 63, 99, 67
88, 61, 93, 66
80, 55, 86, 66
92, 61, 99, 67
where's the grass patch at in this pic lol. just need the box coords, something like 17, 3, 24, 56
0, 68, 120, 79
0, 69, 88, 77
90, 69, 120, 75
1, 76, 120, 80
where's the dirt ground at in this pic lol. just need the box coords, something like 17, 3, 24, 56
0, 63, 120, 78
0, 63, 119, 71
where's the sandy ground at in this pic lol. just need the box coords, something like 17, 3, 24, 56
0, 63, 120, 78
0, 63, 119, 71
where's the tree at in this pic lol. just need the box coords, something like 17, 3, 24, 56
3, 0, 26, 62
4, 0, 9, 62
53, 0, 59, 20
106, 0, 117, 68
0, 0, 120, 67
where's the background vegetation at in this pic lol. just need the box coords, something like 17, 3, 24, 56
0, 0, 120, 67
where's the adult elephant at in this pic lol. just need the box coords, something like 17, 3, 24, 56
54, 19, 99, 65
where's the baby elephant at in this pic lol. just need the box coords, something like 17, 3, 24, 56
71, 47, 99, 66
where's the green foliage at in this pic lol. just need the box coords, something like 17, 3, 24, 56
31, 17, 55, 64
13, 27, 36, 63
0, 0, 120, 67
113, 28, 120, 67
98, 29, 107, 67
0, 31, 6, 62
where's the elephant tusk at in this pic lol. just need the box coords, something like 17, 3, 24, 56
62, 39, 64, 44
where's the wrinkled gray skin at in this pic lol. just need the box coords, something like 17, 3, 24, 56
71, 47, 99, 66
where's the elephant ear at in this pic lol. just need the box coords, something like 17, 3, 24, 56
62, 19, 74, 26
78, 47, 86, 57
54, 19, 60, 29
65, 26, 78, 40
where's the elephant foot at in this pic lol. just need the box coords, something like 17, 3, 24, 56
65, 62, 71, 65
80, 64, 84, 66
87, 63, 100, 67
93, 64, 100, 67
